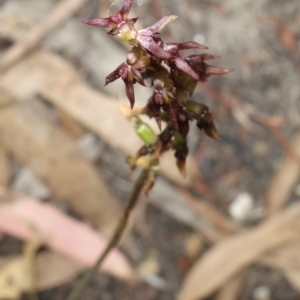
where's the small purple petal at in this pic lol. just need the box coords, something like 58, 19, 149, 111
128, 18, 139, 24
82, 18, 114, 28
186, 55, 204, 64
137, 35, 174, 59
133, 69, 146, 86
171, 98, 184, 109
197, 119, 220, 139
110, 15, 121, 24
124, 80, 135, 109
173, 57, 199, 81
154, 92, 164, 106
106, 28, 120, 35
196, 109, 220, 139
176, 41, 208, 50
161, 43, 178, 54
105, 70, 120, 85
148, 98, 162, 130
115, 12, 124, 23
138, 15, 179, 35
155, 118, 162, 131
199, 54, 221, 60
163, 104, 178, 131
205, 66, 234, 76
119, 0, 133, 20
105, 63, 126, 85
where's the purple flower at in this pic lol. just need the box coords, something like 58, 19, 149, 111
82, 2, 212, 83
82, 0, 138, 42
186, 101, 220, 139
105, 47, 150, 108
186, 54, 233, 81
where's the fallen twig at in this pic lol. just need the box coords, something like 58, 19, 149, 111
66, 169, 149, 300
0, 0, 89, 73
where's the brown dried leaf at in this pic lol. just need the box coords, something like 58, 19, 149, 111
265, 133, 300, 215
0, 100, 120, 234
0, 149, 10, 187
0, 235, 44, 299
215, 272, 246, 300
262, 240, 300, 293
0, 85, 17, 108
177, 203, 300, 300
0, 252, 84, 292
57, 108, 86, 138
0, 194, 136, 282
35, 252, 83, 291
0, 251, 86, 293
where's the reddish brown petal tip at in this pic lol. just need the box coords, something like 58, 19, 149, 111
206, 66, 234, 76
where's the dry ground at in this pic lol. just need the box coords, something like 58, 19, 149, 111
0, 0, 300, 299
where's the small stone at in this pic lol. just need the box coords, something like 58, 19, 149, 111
229, 192, 254, 222
253, 285, 271, 300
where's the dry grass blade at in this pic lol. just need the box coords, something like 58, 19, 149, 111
265, 132, 300, 215
177, 203, 300, 300
35, 252, 83, 291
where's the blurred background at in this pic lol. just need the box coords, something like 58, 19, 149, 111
0, 0, 300, 299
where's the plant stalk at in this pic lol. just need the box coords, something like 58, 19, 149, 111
66, 169, 149, 300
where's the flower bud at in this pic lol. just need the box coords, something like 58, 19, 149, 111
175, 143, 189, 177
205, 66, 233, 76
187, 101, 220, 139
130, 118, 157, 145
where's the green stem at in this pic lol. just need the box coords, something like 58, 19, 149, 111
66, 169, 149, 300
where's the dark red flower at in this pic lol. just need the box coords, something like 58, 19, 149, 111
105, 47, 149, 108
186, 101, 220, 139
82, 0, 233, 178
146, 69, 184, 130
82, 0, 138, 42
186, 54, 233, 82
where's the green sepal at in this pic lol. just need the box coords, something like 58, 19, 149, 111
130, 117, 157, 145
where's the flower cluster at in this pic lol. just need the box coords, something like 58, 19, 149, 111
83, 0, 232, 190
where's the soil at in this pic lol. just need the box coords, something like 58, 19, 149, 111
0, 0, 300, 299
